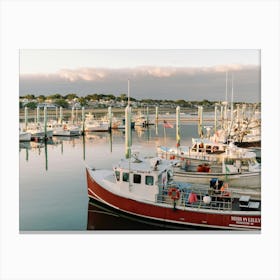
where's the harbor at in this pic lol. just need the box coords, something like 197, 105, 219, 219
19, 102, 261, 230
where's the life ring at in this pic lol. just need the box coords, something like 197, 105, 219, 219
168, 187, 180, 200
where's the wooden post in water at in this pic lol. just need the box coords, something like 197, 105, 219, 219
37, 106, 40, 123
220, 105, 223, 129
44, 106, 47, 139
44, 141, 48, 171
125, 105, 131, 159
146, 106, 149, 127
198, 106, 203, 137
59, 106, 63, 124
230, 74, 234, 123
214, 104, 217, 132
155, 106, 158, 135
224, 102, 228, 130
108, 106, 112, 131
24, 106, 28, 130
71, 106, 75, 124
82, 106, 85, 135
82, 134, 85, 160
176, 106, 181, 148
55, 106, 58, 122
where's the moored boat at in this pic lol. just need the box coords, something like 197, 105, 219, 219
84, 113, 109, 132
19, 128, 31, 142
47, 121, 81, 136
86, 154, 261, 230
157, 139, 261, 190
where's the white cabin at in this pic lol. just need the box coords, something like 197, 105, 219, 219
113, 155, 173, 202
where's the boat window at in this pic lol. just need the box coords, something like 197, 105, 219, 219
145, 176, 154, 186
115, 171, 120, 181
133, 174, 141, 184
122, 172, 129, 182
224, 159, 234, 165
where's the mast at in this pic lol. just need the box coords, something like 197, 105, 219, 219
176, 106, 181, 148
125, 80, 132, 159
230, 73, 234, 123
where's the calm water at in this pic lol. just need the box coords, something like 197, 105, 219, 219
19, 121, 216, 231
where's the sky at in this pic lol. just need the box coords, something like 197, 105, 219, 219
19, 49, 260, 102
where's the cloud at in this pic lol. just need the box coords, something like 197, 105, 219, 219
58, 68, 107, 82
23, 64, 257, 82
19, 65, 260, 102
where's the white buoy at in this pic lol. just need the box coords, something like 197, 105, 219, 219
203, 195, 211, 204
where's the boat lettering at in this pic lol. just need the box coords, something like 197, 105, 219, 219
231, 216, 261, 225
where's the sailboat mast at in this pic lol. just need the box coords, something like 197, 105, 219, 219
231, 73, 234, 122
125, 79, 132, 159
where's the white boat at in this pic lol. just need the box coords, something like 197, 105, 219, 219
25, 123, 53, 140
157, 138, 228, 164
47, 121, 81, 136
19, 128, 31, 142
133, 112, 154, 127
84, 113, 109, 132
157, 139, 261, 190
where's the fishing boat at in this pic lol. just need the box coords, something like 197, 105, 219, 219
86, 97, 261, 230
86, 152, 261, 230
157, 140, 261, 189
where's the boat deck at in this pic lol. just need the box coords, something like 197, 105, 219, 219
157, 184, 261, 212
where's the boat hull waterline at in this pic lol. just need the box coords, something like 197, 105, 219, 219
86, 169, 261, 230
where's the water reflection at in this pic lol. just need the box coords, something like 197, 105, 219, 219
87, 199, 209, 230
19, 124, 205, 231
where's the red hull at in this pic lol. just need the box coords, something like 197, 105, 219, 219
86, 169, 261, 230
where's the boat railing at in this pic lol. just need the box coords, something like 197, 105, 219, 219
156, 185, 233, 211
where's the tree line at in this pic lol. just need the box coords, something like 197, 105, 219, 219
19, 93, 259, 109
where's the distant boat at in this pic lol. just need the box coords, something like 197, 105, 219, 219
19, 128, 31, 142
25, 123, 53, 141
47, 121, 81, 136
84, 113, 109, 132
111, 118, 135, 130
